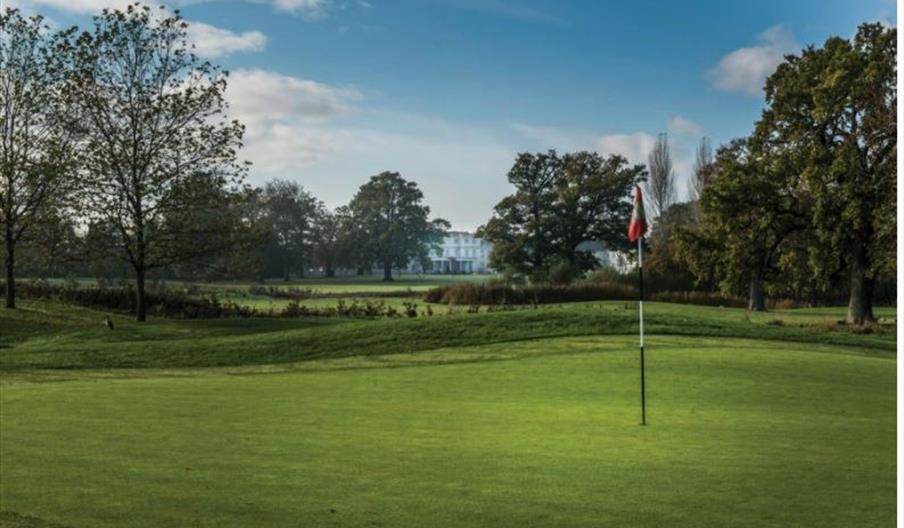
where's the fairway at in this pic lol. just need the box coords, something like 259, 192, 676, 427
0, 333, 895, 527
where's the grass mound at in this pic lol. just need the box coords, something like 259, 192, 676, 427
0, 301, 894, 372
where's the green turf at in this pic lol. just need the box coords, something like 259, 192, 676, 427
0, 334, 895, 527
0, 299, 896, 527
0, 301, 894, 371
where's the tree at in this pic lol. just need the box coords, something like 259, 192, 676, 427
68, 5, 249, 321
690, 136, 713, 203
673, 139, 806, 310
757, 23, 896, 323
478, 150, 643, 280
0, 9, 77, 308
478, 151, 559, 278
645, 133, 677, 224
348, 172, 448, 281
310, 205, 348, 278
260, 179, 320, 279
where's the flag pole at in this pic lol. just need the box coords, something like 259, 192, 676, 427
639, 235, 646, 426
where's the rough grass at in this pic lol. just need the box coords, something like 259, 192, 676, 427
0, 334, 895, 528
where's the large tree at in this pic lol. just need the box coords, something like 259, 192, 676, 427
757, 23, 896, 323
674, 139, 807, 310
0, 9, 78, 308
348, 171, 448, 281
477, 151, 560, 278
478, 150, 643, 280
69, 5, 249, 321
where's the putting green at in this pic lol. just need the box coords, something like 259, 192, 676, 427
0, 335, 895, 527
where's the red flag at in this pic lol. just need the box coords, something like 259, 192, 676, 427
628, 186, 647, 242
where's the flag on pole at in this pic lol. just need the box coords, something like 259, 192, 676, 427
629, 185, 647, 425
628, 186, 647, 242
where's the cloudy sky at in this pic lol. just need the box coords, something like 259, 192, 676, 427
9, 0, 896, 229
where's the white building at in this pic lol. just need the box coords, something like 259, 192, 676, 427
418, 231, 493, 274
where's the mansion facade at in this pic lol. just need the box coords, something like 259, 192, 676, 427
427, 231, 492, 274
405, 231, 630, 275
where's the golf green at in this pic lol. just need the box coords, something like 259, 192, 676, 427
0, 335, 895, 527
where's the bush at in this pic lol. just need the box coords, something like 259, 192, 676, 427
424, 282, 638, 306
548, 262, 577, 285
7, 279, 256, 318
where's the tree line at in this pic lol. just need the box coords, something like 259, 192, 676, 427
2, 5, 895, 325
477, 23, 895, 325
0, 6, 447, 321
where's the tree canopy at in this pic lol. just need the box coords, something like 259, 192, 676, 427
478, 150, 643, 281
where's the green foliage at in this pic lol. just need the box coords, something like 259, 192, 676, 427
0, 9, 80, 308
756, 23, 896, 322
478, 150, 643, 280
258, 179, 321, 278
66, 4, 251, 321
347, 171, 449, 280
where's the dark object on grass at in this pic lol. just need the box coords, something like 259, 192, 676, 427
104, 316, 114, 330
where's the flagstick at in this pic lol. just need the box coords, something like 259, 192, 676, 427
639, 236, 646, 426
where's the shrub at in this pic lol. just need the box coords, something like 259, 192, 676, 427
548, 262, 577, 285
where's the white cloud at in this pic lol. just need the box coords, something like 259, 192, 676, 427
707, 25, 799, 96
10, 0, 330, 18
227, 68, 361, 128
668, 115, 703, 136
224, 68, 362, 170
9, 1, 267, 59
596, 132, 657, 165
187, 22, 266, 58
10, 0, 136, 12
268, 0, 328, 16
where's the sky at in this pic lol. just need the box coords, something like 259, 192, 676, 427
7, 0, 897, 230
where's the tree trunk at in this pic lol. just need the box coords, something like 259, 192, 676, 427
324, 265, 335, 278
846, 243, 875, 324
4, 232, 15, 309
135, 267, 147, 322
382, 261, 393, 281
748, 270, 765, 311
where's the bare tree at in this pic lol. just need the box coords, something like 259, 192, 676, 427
69, 5, 249, 321
690, 136, 713, 202
0, 9, 78, 309
645, 133, 676, 232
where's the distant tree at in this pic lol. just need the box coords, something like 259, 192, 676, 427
644, 201, 698, 289
757, 23, 896, 323
260, 179, 320, 279
0, 9, 78, 308
478, 150, 643, 281
68, 5, 249, 321
310, 205, 349, 278
645, 133, 677, 225
689, 136, 713, 204
348, 172, 448, 281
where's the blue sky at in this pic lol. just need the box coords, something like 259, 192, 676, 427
11, 0, 896, 229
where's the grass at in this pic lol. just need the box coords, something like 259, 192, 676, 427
0, 334, 896, 527
0, 298, 896, 527
0, 300, 894, 371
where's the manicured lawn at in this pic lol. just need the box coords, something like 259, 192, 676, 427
0, 335, 895, 527
0, 300, 896, 527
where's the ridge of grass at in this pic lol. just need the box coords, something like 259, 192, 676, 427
0, 301, 894, 372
